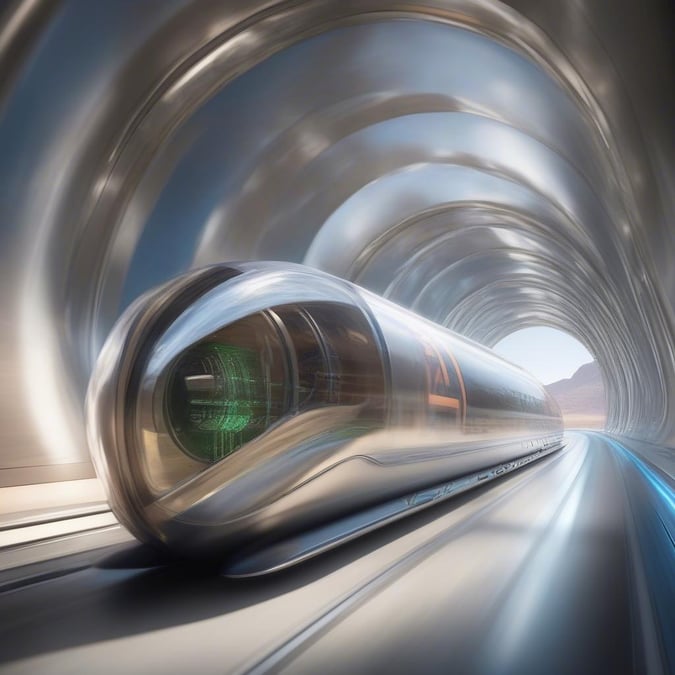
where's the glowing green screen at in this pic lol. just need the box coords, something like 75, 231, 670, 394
166, 342, 274, 462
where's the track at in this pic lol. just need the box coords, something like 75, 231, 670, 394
0, 431, 672, 674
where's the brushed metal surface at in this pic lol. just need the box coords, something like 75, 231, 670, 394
0, 0, 673, 485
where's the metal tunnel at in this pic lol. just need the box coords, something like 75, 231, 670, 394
0, 0, 673, 488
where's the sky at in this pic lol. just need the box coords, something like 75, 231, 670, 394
492, 326, 594, 385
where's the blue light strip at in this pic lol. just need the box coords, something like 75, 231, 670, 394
602, 433, 674, 671
604, 436, 675, 517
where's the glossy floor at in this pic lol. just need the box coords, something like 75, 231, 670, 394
0, 432, 672, 674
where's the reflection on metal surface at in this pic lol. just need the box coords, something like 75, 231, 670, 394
0, 1, 673, 486
224, 441, 563, 577
0, 4, 673, 673
87, 261, 562, 562
0, 433, 671, 674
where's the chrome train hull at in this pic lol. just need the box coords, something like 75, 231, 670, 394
225, 440, 563, 576
87, 262, 563, 566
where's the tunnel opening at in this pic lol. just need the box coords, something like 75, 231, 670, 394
493, 326, 607, 430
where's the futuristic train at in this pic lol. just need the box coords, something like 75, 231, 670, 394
87, 262, 563, 575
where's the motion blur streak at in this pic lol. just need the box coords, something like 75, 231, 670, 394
1, 433, 672, 674
605, 436, 675, 671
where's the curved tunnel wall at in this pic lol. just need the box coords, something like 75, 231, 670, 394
0, 0, 673, 481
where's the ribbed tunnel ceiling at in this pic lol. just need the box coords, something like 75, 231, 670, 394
1, 0, 673, 477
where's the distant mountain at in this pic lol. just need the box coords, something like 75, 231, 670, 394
545, 361, 606, 428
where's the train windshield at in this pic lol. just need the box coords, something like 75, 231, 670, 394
164, 302, 386, 464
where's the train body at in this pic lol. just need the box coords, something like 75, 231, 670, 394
87, 262, 563, 571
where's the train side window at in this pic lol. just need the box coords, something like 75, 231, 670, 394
271, 302, 387, 424
270, 307, 330, 408
422, 341, 462, 426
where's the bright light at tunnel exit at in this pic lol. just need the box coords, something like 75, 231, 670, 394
493, 327, 607, 429
492, 327, 594, 385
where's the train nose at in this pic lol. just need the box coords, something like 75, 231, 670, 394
86, 261, 388, 554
